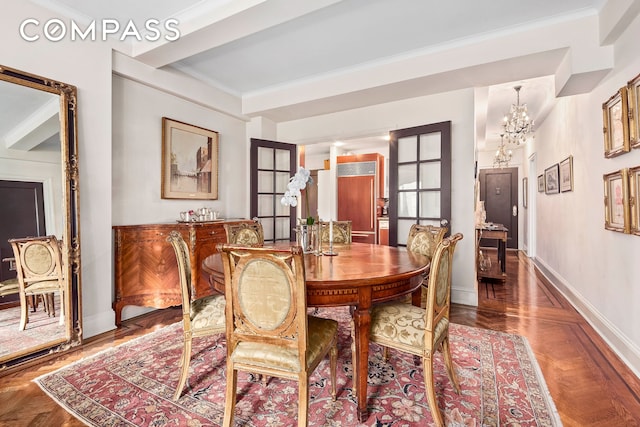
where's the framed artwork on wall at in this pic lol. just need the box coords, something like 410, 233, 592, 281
628, 73, 640, 149
522, 177, 528, 208
161, 117, 219, 200
544, 164, 560, 194
537, 174, 544, 192
559, 155, 573, 192
603, 168, 630, 234
602, 88, 630, 158
629, 166, 640, 236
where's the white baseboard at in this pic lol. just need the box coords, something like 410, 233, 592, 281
534, 257, 640, 379
452, 286, 478, 307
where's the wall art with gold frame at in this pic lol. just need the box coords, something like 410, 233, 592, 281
559, 155, 573, 192
602, 88, 630, 158
161, 117, 219, 200
603, 168, 630, 234
629, 166, 640, 235
627, 73, 640, 149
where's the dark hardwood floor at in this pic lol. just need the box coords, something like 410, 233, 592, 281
1, 250, 639, 425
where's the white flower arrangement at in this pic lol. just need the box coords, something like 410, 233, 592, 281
281, 166, 315, 225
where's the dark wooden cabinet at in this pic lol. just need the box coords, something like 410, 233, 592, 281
113, 220, 250, 325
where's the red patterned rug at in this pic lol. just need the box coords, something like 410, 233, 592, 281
35, 307, 561, 426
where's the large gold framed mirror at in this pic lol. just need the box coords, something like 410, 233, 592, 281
0, 65, 81, 370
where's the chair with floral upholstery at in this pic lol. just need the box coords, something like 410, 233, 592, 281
223, 222, 264, 246
218, 244, 339, 427
167, 231, 226, 400
319, 220, 352, 244
9, 235, 65, 331
369, 233, 463, 427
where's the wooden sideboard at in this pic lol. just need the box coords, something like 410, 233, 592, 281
113, 219, 251, 326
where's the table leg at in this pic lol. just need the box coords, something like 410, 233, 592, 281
353, 304, 371, 422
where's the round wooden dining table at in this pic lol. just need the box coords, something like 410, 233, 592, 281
202, 242, 429, 422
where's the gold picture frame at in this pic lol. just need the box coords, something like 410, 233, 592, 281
627, 73, 640, 149
522, 177, 528, 208
602, 88, 630, 158
161, 117, 219, 200
629, 166, 640, 235
603, 168, 630, 234
559, 155, 573, 192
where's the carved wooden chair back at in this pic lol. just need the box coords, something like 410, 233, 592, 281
9, 235, 65, 331
224, 222, 264, 246
167, 231, 225, 400
406, 224, 447, 259
319, 220, 352, 244
218, 244, 338, 427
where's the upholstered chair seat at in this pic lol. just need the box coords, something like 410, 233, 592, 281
0, 278, 19, 297
167, 231, 226, 401
219, 244, 339, 427
369, 233, 463, 427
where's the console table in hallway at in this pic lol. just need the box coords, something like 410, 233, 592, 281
476, 224, 508, 282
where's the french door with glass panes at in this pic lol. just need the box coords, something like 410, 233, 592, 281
250, 138, 297, 243
389, 121, 451, 246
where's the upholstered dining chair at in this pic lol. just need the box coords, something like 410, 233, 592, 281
223, 221, 264, 246
319, 220, 352, 244
406, 224, 447, 308
218, 244, 339, 427
369, 233, 463, 427
0, 278, 19, 299
9, 235, 65, 331
167, 231, 226, 401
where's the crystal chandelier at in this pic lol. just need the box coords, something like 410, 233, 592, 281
493, 134, 512, 168
502, 85, 534, 145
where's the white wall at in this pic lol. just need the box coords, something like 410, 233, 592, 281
533, 13, 640, 375
1, 0, 114, 338
111, 76, 249, 321
278, 89, 478, 306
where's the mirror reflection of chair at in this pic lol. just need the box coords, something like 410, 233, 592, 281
219, 244, 339, 427
406, 224, 447, 308
223, 221, 264, 246
9, 236, 65, 331
369, 233, 463, 427
167, 231, 226, 401
319, 220, 352, 244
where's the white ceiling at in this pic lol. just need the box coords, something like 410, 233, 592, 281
19, 0, 636, 154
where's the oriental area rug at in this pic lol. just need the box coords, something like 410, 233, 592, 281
35, 307, 561, 426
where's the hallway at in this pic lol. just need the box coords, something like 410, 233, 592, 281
451, 250, 640, 426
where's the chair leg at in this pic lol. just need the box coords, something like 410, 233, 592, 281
222, 365, 238, 427
19, 293, 29, 331
298, 376, 309, 427
173, 338, 192, 400
441, 336, 461, 394
423, 355, 445, 427
330, 338, 337, 401
350, 315, 357, 397
382, 346, 390, 362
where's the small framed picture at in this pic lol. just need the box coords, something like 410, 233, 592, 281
537, 174, 544, 192
603, 168, 630, 234
522, 177, 528, 208
559, 155, 573, 192
629, 166, 640, 235
544, 164, 560, 194
161, 117, 219, 200
628, 73, 640, 149
602, 88, 630, 158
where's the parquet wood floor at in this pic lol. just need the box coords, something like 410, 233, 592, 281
1, 250, 639, 425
